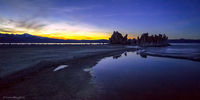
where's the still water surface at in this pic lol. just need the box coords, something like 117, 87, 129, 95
89, 51, 200, 100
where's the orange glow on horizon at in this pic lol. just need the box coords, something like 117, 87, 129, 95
0, 31, 136, 40
0, 31, 110, 40
0, 29, 136, 40
38, 32, 111, 40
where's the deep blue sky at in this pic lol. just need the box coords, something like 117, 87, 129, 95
0, 0, 200, 39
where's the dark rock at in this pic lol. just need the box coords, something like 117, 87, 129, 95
137, 33, 169, 47
109, 31, 169, 47
109, 31, 129, 45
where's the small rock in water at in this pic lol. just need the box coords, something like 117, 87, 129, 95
53, 65, 68, 72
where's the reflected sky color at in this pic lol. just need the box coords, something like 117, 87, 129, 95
0, 0, 200, 39
90, 51, 200, 99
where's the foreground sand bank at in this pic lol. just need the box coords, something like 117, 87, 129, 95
0, 45, 137, 99
0, 45, 137, 85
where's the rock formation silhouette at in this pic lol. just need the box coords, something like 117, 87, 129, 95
137, 33, 169, 47
109, 31, 169, 46
109, 31, 129, 44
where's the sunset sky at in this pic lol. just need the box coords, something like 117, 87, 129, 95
0, 0, 200, 40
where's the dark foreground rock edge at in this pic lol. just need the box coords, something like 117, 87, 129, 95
0, 48, 136, 88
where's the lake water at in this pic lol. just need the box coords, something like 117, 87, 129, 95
89, 51, 200, 100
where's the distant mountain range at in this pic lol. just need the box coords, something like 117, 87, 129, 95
0, 33, 200, 43
0, 33, 108, 43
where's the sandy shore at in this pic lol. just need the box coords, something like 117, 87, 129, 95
0, 45, 136, 99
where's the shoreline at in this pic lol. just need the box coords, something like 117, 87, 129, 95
0, 46, 136, 88
1, 45, 200, 99
1, 44, 199, 87
0, 45, 126, 78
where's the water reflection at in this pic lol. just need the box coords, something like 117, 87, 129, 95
112, 52, 128, 59
138, 53, 147, 58
91, 51, 200, 100
124, 52, 127, 56
112, 54, 122, 59
136, 50, 147, 58
113, 51, 147, 59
